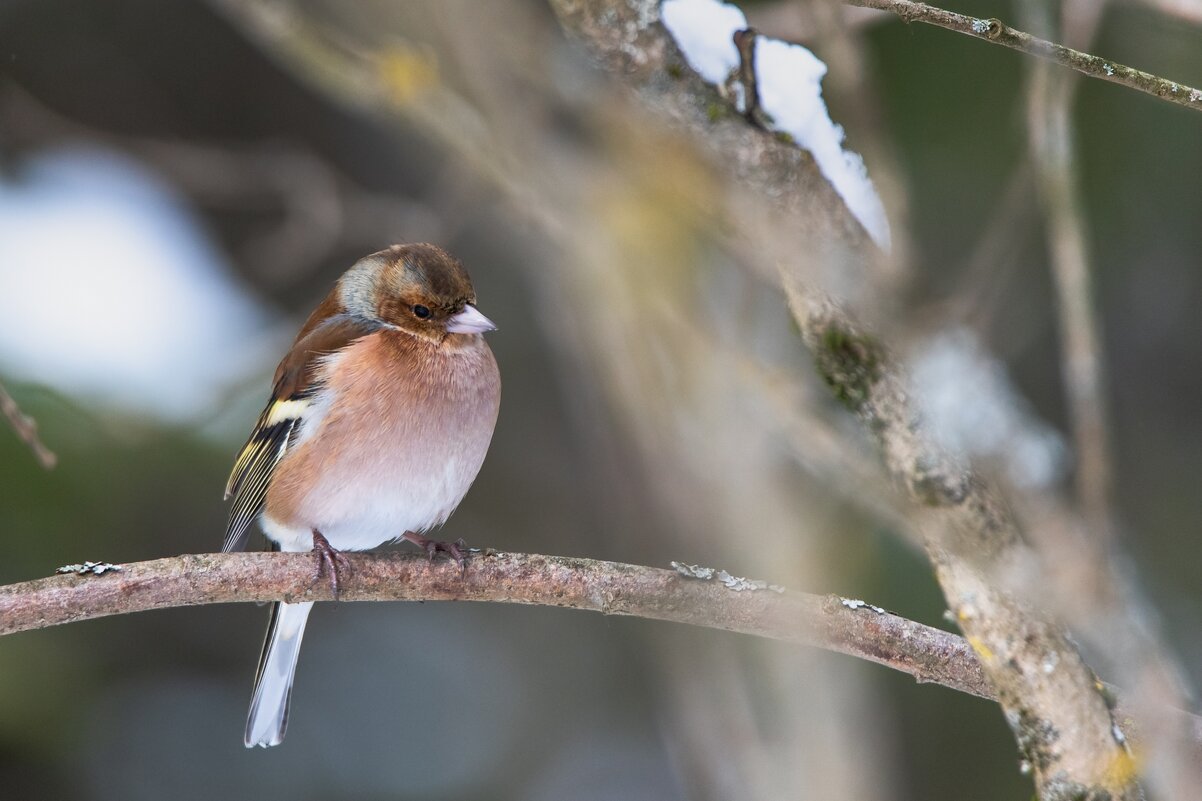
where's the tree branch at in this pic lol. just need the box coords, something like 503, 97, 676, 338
548, 3, 1148, 797
845, 0, 1202, 112
6, 550, 1200, 756
3, 550, 994, 696
0, 381, 56, 469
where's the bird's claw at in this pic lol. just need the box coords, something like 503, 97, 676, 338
311, 530, 351, 599
402, 532, 471, 575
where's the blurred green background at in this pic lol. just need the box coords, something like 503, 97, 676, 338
0, 0, 1199, 798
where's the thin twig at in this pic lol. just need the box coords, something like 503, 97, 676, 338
844, 0, 1202, 112
1023, 0, 1115, 542
0, 382, 56, 469
1021, 6, 1202, 793
0, 550, 992, 696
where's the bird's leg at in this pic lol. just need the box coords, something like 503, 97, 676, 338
401, 531, 470, 575
311, 529, 351, 599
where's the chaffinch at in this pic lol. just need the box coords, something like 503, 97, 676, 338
224, 243, 501, 748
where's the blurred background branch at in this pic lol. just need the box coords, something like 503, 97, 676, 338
547, 2, 1150, 798
1018, 0, 1202, 790
0, 381, 56, 469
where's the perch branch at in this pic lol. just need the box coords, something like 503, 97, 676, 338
845, 0, 1202, 112
2, 550, 993, 695
3, 550, 1199, 755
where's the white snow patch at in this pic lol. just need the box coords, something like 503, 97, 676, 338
754, 38, 890, 249
910, 329, 1067, 488
661, 0, 744, 84
662, 0, 891, 250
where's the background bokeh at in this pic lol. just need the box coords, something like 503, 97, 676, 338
1, 0, 1199, 799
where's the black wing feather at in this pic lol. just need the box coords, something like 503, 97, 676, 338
223, 414, 298, 553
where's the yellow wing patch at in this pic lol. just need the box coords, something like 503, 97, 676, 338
225, 399, 310, 499
222, 398, 309, 553
264, 398, 311, 427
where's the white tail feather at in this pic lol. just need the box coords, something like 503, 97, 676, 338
244, 601, 314, 748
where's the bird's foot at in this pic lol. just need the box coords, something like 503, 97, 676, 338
311, 529, 351, 599
401, 531, 470, 575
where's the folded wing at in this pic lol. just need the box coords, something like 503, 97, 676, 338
222, 312, 381, 553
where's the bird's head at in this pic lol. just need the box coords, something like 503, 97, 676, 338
339, 243, 495, 343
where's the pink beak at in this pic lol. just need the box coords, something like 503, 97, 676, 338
446, 304, 496, 334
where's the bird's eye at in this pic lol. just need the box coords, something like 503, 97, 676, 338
412, 305, 431, 319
